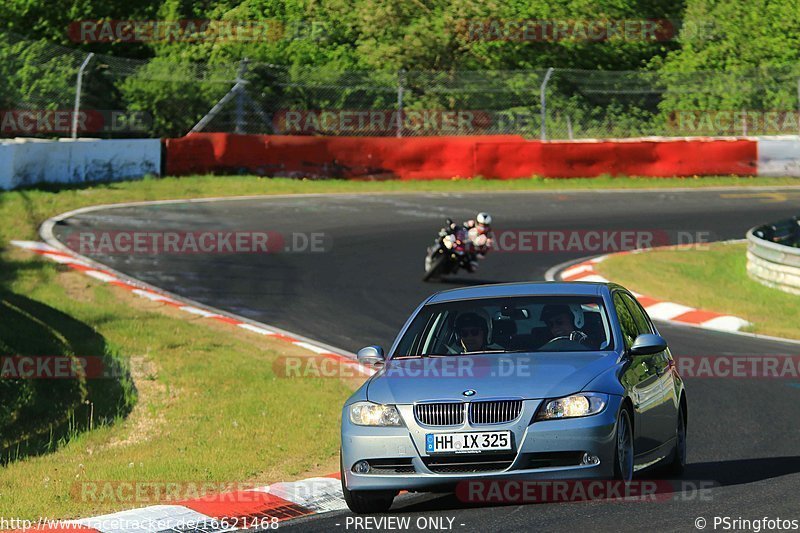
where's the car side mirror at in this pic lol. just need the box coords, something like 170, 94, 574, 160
357, 345, 385, 366
630, 334, 668, 355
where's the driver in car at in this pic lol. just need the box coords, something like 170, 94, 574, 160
540, 304, 589, 344
455, 312, 492, 352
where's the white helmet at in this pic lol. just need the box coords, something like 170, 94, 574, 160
476, 212, 492, 226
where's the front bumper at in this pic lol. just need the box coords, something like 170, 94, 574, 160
341, 396, 621, 492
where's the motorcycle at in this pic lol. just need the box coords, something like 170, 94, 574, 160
423, 219, 477, 282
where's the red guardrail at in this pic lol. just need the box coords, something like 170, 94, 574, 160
164, 134, 757, 179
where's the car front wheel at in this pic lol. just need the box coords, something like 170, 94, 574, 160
613, 406, 634, 481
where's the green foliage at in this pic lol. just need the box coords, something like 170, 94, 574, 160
0, 0, 799, 137
655, 0, 800, 113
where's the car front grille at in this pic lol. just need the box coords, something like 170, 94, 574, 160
423, 453, 516, 473
414, 402, 465, 426
469, 400, 523, 425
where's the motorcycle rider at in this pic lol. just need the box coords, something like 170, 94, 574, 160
441, 212, 494, 272
464, 212, 494, 272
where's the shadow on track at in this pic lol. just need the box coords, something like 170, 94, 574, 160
0, 290, 136, 463
387, 456, 800, 514
686, 456, 800, 486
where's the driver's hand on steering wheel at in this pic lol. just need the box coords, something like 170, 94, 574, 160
568, 330, 589, 343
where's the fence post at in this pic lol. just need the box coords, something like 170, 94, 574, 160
71, 52, 95, 139
540, 67, 554, 141
235, 58, 250, 134
397, 69, 406, 138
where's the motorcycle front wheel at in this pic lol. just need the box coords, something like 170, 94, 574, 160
422, 253, 447, 282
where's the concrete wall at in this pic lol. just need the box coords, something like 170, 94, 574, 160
0, 138, 161, 190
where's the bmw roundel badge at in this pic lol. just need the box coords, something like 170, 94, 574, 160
462, 389, 476, 397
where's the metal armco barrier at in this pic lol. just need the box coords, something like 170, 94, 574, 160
746, 217, 800, 295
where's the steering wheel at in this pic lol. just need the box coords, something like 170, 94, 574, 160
543, 331, 589, 347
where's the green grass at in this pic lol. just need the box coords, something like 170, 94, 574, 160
595, 242, 800, 340
0, 252, 356, 518
1, 173, 799, 518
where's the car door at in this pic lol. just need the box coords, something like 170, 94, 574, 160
612, 291, 661, 454
621, 293, 679, 447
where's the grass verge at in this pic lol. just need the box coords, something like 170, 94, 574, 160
594, 242, 800, 340
0, 174, 798, 518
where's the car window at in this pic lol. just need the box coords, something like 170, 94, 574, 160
612, 292, 637, 350
392, 295, 613, 357
621, 293, 653, 335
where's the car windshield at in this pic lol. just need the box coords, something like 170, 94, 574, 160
392, 295, 614, 357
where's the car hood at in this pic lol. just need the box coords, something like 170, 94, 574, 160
366, 352, 618, 404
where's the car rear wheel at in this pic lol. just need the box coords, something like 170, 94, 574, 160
340, 453, 396, 514
614, 406, 634, 481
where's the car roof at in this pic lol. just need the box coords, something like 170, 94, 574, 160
426, 281, 614, 304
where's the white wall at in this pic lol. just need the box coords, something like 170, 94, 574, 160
757, 136, 800, 177
0, 138, 161, 190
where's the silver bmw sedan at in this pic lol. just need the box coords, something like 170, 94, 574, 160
340, 281, 687, 513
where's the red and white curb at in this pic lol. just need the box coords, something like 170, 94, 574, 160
554, 253, 750, 332
10, 240, 374, 378
6, 474, 345, 532
7, 239, 373, 531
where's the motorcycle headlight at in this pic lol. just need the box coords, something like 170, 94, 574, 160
535, 393, 608, 421
349, 401, 403, 426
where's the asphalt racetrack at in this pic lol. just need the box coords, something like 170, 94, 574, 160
52, 188, 800, 532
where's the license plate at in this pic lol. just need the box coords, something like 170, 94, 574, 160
425, 431, 511, 454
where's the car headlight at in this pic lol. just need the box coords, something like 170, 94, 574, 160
535, 393, 608, 421
349, 401, 403, 426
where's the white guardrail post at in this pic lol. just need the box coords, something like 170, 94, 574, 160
746, 222, 800, 295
